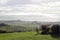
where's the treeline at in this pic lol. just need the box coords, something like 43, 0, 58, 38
0, 23, 60, 36
0, 23, 9, 27
0, 23, 36, 33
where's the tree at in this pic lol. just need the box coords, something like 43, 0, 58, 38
41, 24, 50, 34
51, 24, 60, 35
36, 28, 39, 34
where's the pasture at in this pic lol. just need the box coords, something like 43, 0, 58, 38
0, 32, 60, 40
0, 23, 60, 40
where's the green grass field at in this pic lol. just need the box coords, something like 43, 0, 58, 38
0, 32, 60, 40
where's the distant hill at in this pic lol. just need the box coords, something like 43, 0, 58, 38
0, 20, 60, 27
0, 23, 9, 27
0, 20, 60, 32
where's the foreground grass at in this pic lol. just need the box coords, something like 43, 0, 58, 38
0, 32, 60, 40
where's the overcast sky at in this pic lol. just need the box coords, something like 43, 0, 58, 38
0, 0, 60, 22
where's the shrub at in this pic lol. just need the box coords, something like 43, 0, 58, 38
51, 24, 60, 35
0, 30, 7, 33
36, 28, 39, 34
41, 25, 50, 34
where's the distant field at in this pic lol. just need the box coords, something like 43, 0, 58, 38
0, 32, 60, 40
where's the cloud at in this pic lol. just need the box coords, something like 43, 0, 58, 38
31, 0, 60, 3
43, 1, 60, 14
0, 4, 48, 13
0, 0, 10, 4
6, 0, 30, 6
0, 15, 58, 22
0, 0, 60, 13
1, 0, 60, 14
0, 0, 60, 21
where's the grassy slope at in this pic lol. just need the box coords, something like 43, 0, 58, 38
0, 32, 60, 40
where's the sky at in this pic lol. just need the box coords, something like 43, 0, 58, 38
0, 0, 60, 22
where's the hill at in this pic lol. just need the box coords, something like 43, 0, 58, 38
0, 20, 60, 32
